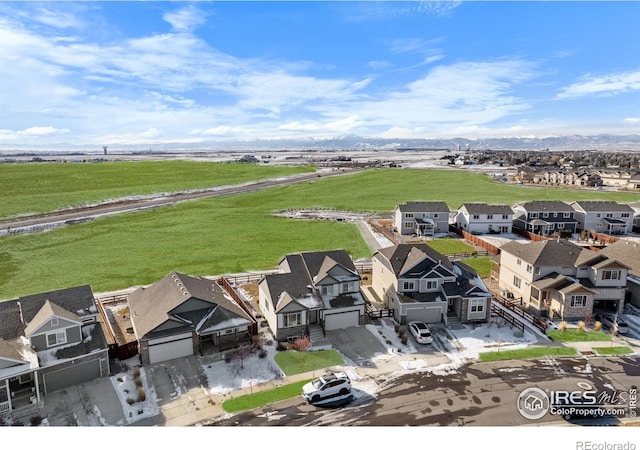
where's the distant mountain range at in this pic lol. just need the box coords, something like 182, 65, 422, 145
2, 133, 640, 154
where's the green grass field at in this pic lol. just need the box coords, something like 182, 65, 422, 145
479, 346, 577, 362
547, 329, 612, 342
592, 346, 633, 355
427, 238, 475, 255
2, 165, 640, 300
222, 379, 312, 413
274, 350, 345, 375
0, 161, 315, 220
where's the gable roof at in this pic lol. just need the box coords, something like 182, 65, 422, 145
570, 201, 635, 213
375, 243, 453, 278
396, 201, 450, 213
513, 201, 573, 212
459, 203, 514, 215
261, 250, 357, 312
127, 272, 254, 339
18, 285, 96, 325
500, 239, 583, 267
24, 300, 82, 337
597, 239, 640, 275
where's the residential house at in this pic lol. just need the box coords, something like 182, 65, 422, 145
569, 201, 635, 235
258, 250, 365, 341
393, 201, 451, 237
497, 239, 628, 320
598, 239, 640, 309
455, 203, 514, 234
0, 285, 109, 418
371, 243, 492, 325
625, 174, 640, 191
127, 272, 256, 365
595, 170, 632, 187
512, 201, 578, 236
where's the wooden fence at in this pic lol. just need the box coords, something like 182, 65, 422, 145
490, 302, 525, 333
217, 277, 259, 335
492, 295, 548, 333
449, 225, 501, 255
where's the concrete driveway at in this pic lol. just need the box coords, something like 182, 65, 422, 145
326, 325, 388, 365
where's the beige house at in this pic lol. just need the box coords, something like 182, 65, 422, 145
498, 239, 629, 320
393, 201, 451, 237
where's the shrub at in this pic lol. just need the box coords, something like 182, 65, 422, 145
400, 334, 408, 345
137, 387, 146, 402
132, 366, 141, 378
397, 327, 405, 336
135, 378, 143, 388
30, 416, 43, 426
394, 323, 400, 333
560, 321, 567, 332
594, 321, 602, 332
126, 398, 135, 405
258, 349, 267, 359
276, 341, 289, 352
577, 321, 585, 332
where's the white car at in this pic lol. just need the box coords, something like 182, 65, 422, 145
408, 321, 433, 344
302, 372, 351, 404
596, 314, 629, 334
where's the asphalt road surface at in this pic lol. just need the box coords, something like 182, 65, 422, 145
206, 356, 639, 426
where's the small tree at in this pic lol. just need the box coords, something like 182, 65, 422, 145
594, 321, 602, 332
291, 335, 311, 353
577, 321, 585, 332
560, 321, 567, 332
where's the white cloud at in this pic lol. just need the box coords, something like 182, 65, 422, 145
623, 117, 640, 125
163, 5, 207, 32
557, 69, 640, 99
278, 115, 361, 133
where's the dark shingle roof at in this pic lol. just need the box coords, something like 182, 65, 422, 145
396, 201, 450, 213
376, 244, 453, 278
459, 203, 513, 215
598, 239, 640, 275
18, 285, 96, 324
514, 201, 573, 212
571, 201, 634, 213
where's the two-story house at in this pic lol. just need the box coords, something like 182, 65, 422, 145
598, 239, 640, 309
372, 243, 492, 325
0, 286, 109, 419
455, 203, 514, 234
127, 272, 257, 365
393, 201, 451, 237
259, 250, 365, 341
512, 201, 578, 236
569, 201, 635, 235
497, 239, 628, 320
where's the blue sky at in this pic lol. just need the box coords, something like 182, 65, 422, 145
1, 1, 639, 149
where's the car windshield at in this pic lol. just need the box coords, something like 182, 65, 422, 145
312, 379, 324, 389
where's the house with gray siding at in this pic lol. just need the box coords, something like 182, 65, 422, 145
393, 201, 451, 237
0, 285, 109, 420
512, 201, 578, 236
258, 249, 365, 342
569, 201, 634, 235
598, 239, 640, 309
371, 243, 492, 325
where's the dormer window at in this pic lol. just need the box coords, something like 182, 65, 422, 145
50, 317, 58, 327
47, 330, 66, 347
602, 270, 620, 280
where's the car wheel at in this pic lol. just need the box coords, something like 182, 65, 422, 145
311, 395, 320, 403
339, 388, 349, 396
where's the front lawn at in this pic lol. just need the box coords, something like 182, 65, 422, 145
547, 329, 611, 342
479, 346, 577, 362
428, 238, 475, 255
274, 349, 345, 376
592, 346, 634, 356
458, 256, 493, 278
222, 379, 312, 413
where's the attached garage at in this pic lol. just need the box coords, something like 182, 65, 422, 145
324, 310, 360, 331
405, 306, 443, 324
43, 358, 102, 394
148, 333, 193, 364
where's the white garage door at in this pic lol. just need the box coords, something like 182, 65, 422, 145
148, 333, 193, 364
406, 307, 442, 324
324, 310, 359, 331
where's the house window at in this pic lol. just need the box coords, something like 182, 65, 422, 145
526, 264, 532, 273
405, 213, 414, 218
473, 214, 480, 220
321, 285, 334, 296
570, 295, 587, 307
46, 330, 67, 347
602, 270, 620, 280
283, 312, 301, 328
535, 267, 540, 275
487, 214, 493, 219
542, 212, 549, 218
557, 223, 564, 229
402, 281, 415, 291
470, 299, 484, 313
50, 317, 58, 327
513, 276, 522, 288
342, 282, 355, 293
426, 280, 437, 290
596, 213, 601, 218
502, 214, 509, 220
530, 213, 539, 218
404, 222, 414, 229
433, 213, 439, 218
622, 213, 630, 218
564, 212, 571, 218
517, 258, 522, 266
